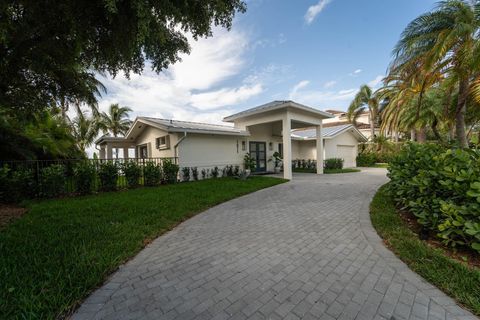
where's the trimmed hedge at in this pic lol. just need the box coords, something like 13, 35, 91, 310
388, 143, 480, 253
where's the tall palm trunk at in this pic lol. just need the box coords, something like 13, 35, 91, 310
410, 129, 416, 142
456, 78, 469, 147
417, 127, 427, 143
369, 110, 375, 139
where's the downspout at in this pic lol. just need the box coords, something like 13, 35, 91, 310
174, 132, 187, 164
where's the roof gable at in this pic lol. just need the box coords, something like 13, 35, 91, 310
291, 124, 367, 142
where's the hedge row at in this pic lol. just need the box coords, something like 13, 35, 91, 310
292, 158, 344, 170
387, 143, 480, 253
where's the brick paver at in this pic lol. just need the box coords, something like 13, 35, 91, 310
73, 168, 477, 320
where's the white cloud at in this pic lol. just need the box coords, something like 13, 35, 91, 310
354, 69, 362, 74
289, 80, 310, 99
305, 0, 332, 24
190, 84, 263, 110
324, 80, 337, 88
368, 75, 384, 89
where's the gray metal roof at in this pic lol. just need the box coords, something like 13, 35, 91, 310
223, 100, 334, 122
138, 117, 249, 136
291, 124, 367, 141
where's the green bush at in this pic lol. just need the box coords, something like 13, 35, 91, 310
98, 162, 118, 191
388, 143, 480, 253
122, 161, 141, 188
324, 158, 343, 170
162, 159, 179, 184
211, 166, 219, 178
144, 161, 162, 186
74, 162, 96, 195
356, 152, 377, 166
0, 166, 10, 202
191, 167, 199, 181
181, 167, 190, 182
39, 164, 66, 198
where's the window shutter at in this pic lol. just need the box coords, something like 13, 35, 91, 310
155, 138, 159, 149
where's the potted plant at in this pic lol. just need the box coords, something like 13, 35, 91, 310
271, 151, 282, 173
243, 153, 256, 175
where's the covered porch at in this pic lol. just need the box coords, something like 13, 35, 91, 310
223, 101, 333, 180
96, 136, 136, 159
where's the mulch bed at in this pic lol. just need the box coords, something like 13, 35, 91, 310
398, 209, 480, 269
0, 204, 27, 229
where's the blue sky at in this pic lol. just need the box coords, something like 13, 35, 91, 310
97, 0, 438, 125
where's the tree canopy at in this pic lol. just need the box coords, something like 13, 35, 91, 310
0, 0, 246, 114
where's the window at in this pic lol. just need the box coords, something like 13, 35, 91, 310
155, 135, 170, 149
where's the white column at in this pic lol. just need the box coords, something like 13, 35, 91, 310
106, 145, 113, 159
99, 146, 106, 159
123, 147, 129, 159
282, 113, 292, 180
316, 124, 324, 174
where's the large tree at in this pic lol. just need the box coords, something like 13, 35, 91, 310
347, 85, 380, 139
393, 0, 480, 147
100, 104, 132, 138
0, 0, 246, 114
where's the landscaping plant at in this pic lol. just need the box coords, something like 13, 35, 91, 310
98, 161, 118, 191
39, 164, 66, 198
143, 161, 162, 186
162, 159, 179, 184
73, 162, 96, 195
243, 153, 256, 171
211, 166, 219, 178
388, 143, 480, 253
181, 167, 190, 182
324, 158, 343, 170
191, 167, 199, 181
122, 161, 142, 188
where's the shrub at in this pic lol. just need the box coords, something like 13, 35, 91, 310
162, 159, 179, 184
74, 162, 96, 195
211, 166, 219, 178
122, 161, 142, 188
244, 153, 255, 171
181, 167, 190, 182
324, 158, 343, 170
191, 167, 199, 181
98, 161, 118, 191
11, 167, 36, 201
234, 166, 240, 176
356, 152, 376, 167
388, 143, 480, 253
39, 164, 66, 198
0, 166, 10, 202
144, 161, 162, 186
201, 168, 209, 180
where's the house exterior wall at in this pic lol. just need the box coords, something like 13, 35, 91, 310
177, 134, 244, 169
134, 126, 177, 158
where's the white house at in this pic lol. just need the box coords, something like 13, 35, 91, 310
96, 101, 367, 180
323, 109, 380, 140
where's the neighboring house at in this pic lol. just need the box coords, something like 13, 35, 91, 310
96, 101, 367, 180
323, 109, 380, 140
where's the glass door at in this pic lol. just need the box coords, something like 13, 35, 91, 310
249, 141, 267, 172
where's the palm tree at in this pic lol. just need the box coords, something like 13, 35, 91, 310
100, 104, 132, 137
71, 110, 101, 155
393, 0, 480, 147
100, 104, 132, 158
348, 85, 379, 140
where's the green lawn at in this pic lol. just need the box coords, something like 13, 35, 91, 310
370, 185, 480, 316
292, 168, 361, 174
0, 177, 286, 319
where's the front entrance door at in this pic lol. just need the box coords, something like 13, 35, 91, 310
249, 141, 267, 172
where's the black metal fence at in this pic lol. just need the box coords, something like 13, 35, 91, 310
0, 157, 178, 199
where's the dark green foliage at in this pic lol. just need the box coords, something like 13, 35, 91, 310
356, 152, 377, 167
143, 161, 162, 187
39, 165, 65, 198
162, 159, 179, 184
98, 162, 118, 191
201, 169, 209, 179
191, 167, 199, 181
1, 0, 246, 115
388, 143, 480, 253
122, 161, 141, 188
0, 177, 285, 319
244, 153, 256, 171
181, 167, 190, 182
74, 162, 96, 195
0, 166, 9, 202
211, 166, 219, 178
371, 185, 480, 316
234, 166, 240, 176
8, 167, 36, 202
324, 158, 343, 170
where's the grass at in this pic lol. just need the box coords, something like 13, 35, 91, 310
0, 176, 286, 319
292, 168, 361, 174
370, 185, 480, 316
373, 163, 389, 168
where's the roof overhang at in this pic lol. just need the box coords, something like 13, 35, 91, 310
291, 125, 368, 142
223, 100, 334, 123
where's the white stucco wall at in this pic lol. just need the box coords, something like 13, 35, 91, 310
134, 126, 177, 158
246, 123, 283, 172
177, 133, 244, 169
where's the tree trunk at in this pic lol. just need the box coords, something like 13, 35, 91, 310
456, 78, 469, 147
410, 129, 416, 142
417, 127, 427, 143
432, 118, 443, 143
394, 131, 399, 143
369, 111, 375, 140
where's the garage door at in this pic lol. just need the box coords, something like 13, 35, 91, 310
337, 145, 356, 168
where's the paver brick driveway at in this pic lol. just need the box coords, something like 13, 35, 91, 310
73, 168, 477, 320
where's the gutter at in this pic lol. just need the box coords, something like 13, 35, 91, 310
174, 132, 187, 159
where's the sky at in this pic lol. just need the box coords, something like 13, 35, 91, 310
96, 0, 439, 127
